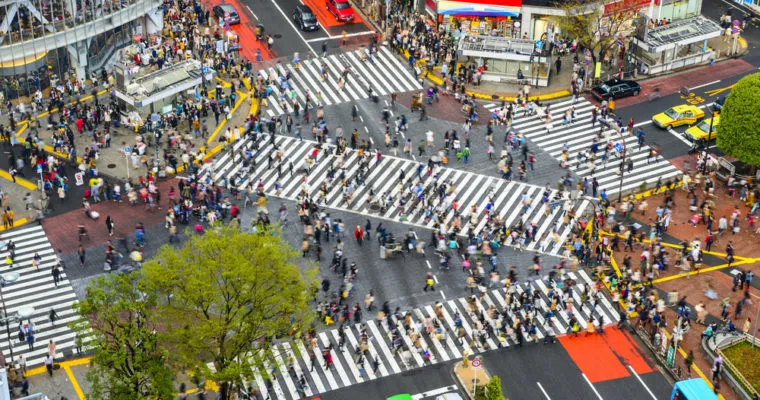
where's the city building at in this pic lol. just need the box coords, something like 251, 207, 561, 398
0, 0, 163, 100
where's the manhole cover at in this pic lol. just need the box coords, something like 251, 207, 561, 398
274, 34, 282, 39
107, 163, 116, 169
491, 94, 500, 100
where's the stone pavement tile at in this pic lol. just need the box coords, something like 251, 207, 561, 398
22, 363, 82, 400
41, 178, 178, 255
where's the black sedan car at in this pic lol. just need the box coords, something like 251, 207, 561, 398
591, 79, 641, 101
293, 5, 319, 31
213, 4, 240, 25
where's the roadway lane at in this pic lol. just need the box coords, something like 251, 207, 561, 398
613, 69, 756, 161
241, 0, 314, 57
322, 362, 458, 400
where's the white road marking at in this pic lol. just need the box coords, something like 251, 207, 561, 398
433, 275, 439, 284
537, 382, 552, 399
305, 31, 378, 42
245, 5, 258, 20
689, 80, 721, 91
267, 0, 316, 55
666, 126, 693, 146
582, 374, 604, 400
440, 290, 446, 299
411, 385, 459, 400
628, 365, 657, 400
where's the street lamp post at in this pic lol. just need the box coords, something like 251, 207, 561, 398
0, 272, 20, 360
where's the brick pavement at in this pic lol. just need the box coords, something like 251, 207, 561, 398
40, 178, 178, 255
609, 58, 757, 109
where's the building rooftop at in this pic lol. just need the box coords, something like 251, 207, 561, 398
644, 15, 722, 50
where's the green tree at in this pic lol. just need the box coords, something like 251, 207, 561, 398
475, 376, 507, 400
556, 0, 641, 82
72, 274, 175, 400
140, 226, 317, 400
716, 72, 760, 166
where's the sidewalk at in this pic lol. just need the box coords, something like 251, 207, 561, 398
350, 0, 750, 103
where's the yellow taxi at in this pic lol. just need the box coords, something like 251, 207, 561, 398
652, 104, 705, 128
685, 115, 720, 142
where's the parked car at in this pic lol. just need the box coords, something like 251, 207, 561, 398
294, 4, 319, 31
685, 115, 720, 141
591, 79, 641, 101
326, 0, 355, 22
652, 104, 705, 128
213, 4, 240, 24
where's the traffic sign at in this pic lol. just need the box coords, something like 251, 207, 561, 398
202, 66, 209, 74
124, 146, 131, 155
472, 359, 482, 368
615, 143, 623, 153
534, 40, 543, 50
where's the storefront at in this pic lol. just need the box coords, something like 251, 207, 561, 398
457, 34, 553, 86
426, 0, 522, 37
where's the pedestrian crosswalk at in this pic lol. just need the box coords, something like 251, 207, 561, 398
0, 224, 86, 367
484, 98, 682, 195
203, 133, 592, 256
233, 270, 619, 399
258, 46, 423, 119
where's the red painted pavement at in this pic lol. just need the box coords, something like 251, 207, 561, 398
41, 179, 179, 255
559, 328, 655, 383
598, 59, 757, 109
200, 0, 275, 61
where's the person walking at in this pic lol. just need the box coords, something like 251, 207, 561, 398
77, 245, 86, 267
423, 272, 435, 292
44, 355, 53, 376
16, 354, 26, 375
26, 331, 34, 351
47, 339, 56, 361
52, 264, 61, 287
49, 309, 59, 327
105, 215, 114, 236
354, 225, 364, 246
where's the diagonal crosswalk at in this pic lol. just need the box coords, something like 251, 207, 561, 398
232, 270, 618, 399
258, 47, 422, 119
203, 134, 592, 256
0, 224, 87, 367
484, 98, 682, 195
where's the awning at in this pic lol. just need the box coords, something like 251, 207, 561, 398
436, 0, 521, 17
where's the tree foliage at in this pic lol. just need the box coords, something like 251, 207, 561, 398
556, 0, 640, 66
475, 376, 507, 400
140, 226, 317, 399
72, 274, 175, 400
716, 72, 760, 166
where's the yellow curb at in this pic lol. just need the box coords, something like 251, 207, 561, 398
242, 76, 252, 92
250, 96, 259, 117
400, 48, 571, 101
206, 92, 248, 146
0, 169, 37, 190
0, 218, 29, 232
738, 36, 748, 50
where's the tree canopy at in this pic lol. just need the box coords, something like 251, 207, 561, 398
556, 0, 640, 66
72, 274, 175, 400
140, 226, 317, 399
716, 72, 760, 166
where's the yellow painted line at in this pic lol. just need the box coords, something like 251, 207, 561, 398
250, 96, 259, 117
15, 122, 28, 138
610, 255, 623, 278
0, 218, 28, 232
32, 89, 110, 123
738, 36, 748, 50
598, 229, 746, 261
650, 259, 754, 284
242, 76, 252, 91
216, 77, 232, 88
206, 92, 248, 145
64, 365, 86, 400
0, 169, 37, 190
